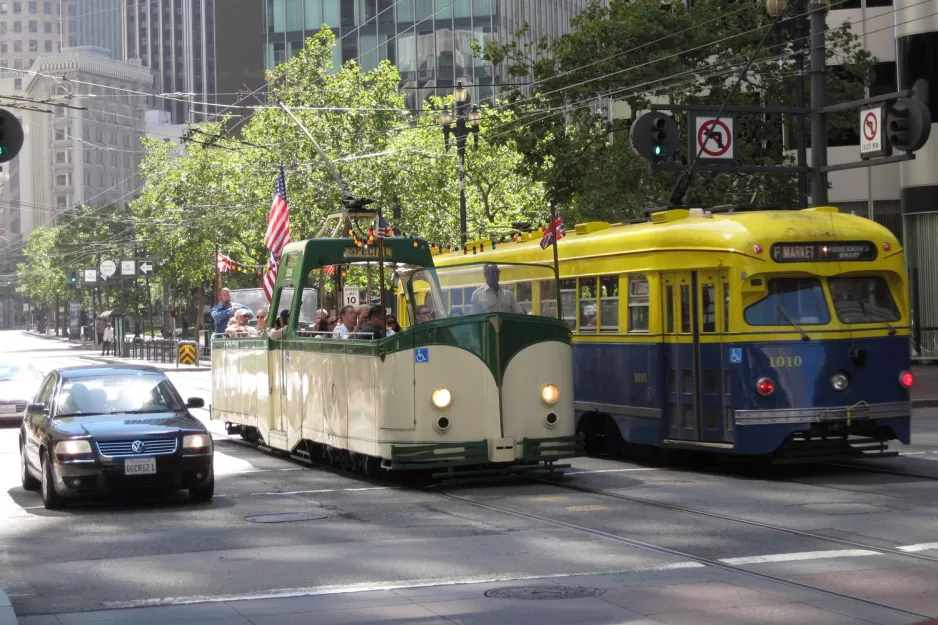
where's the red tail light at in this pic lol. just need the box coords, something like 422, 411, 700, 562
899, 371, 914, 389
756, 377, 775, 396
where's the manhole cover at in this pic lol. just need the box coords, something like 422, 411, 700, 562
484, 586, 605, 600
244, 511, 327, 523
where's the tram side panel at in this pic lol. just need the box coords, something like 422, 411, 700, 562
300, 345, 326, 442
346, 352, 378, 457
283, 344, 306, 451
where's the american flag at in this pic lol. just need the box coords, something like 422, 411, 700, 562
374, 214, 388, 240
540, 215, 566, 250
324, 265, 336, 276
263, 167, 291, 302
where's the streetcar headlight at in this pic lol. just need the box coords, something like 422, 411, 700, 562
431, 387, 452, 409
55, 440, 92, 455
183, 434, 212, 452
540, 384, 560, 405
830, 371, 850, 392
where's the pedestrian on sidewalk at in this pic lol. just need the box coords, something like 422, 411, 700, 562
95, 315, 105, 347
102, 322, 114, 356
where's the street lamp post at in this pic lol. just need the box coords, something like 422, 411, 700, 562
767, 0, 810, 209
441, 81, 481, 246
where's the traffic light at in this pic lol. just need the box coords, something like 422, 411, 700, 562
68, 270, 79, 287
630, 112, 679, 161
0, 109, 25, 164
171, 310, 180, 318
885, 97, 931, 153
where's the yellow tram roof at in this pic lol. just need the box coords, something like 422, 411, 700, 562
432, 207, 902, 266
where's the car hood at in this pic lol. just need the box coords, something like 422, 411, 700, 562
51, 412, 205, 439
0, 379, 40, 401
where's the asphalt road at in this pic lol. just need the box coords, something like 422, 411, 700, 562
3, 330, 938, 619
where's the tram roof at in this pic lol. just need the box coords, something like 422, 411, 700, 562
432, 206, 902, 265
280, 236, 435, 271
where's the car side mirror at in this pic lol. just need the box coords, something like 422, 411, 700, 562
26, 403, 48, 416
186, 397, 205, 409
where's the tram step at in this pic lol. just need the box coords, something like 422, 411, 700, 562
774, 436, 897, 463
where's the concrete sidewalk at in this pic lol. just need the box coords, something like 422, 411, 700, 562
22, 330, 210, 371
12, 566, 938, 625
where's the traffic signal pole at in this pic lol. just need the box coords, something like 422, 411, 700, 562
809, 0, 829, 205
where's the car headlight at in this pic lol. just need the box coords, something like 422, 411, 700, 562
183, 434, 212, 452
431, 387, 452, 409
540, 384, 560, 405
55, 440, 92, 455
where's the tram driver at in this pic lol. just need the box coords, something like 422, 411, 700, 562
470, 263, 524, 315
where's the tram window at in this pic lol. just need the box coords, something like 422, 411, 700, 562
723, 282, 730, 332
540, 279, 576, 329
666, 285, 675, 334
515, 281, 533, 312
744, 278, 830, 326
578, 278, 598, 332
828, 277, 900, 323
701, 284, 716, 333
627, 274, 648, 332
600, 276, 619, 332
680, 285, 691, 333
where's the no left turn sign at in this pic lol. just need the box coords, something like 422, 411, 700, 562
860, 106, 887, 159
691, 115, 735, 161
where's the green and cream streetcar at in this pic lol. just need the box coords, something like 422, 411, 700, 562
210, 236, 583, 480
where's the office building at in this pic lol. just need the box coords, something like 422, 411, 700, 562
0, 0, 66, 92
67, 0, 121, 58
264, 0, 605, 110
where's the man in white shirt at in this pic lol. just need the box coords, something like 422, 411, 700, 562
470, 264, 524, 315
332, 305, 357, 339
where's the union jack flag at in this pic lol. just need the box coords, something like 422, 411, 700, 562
217, 254, 233, 273
263, 167, 291, 302
540, 215, 566, 250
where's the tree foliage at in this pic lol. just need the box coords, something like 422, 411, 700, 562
483, 0, 876, 220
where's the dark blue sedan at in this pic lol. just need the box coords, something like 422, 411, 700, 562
19, 365, 214, 510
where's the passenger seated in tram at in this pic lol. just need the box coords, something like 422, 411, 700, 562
415, 304, 433, 323
357, 305, 386, 340
268, 317, 285, 341
332, 305, 357, 339
256, 307, 269, 333
470, 264, 524, 315
385, 314, 401, 336
226, 308, 258, 337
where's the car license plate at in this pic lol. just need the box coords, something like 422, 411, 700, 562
0, 404, 16, 414
124, 457, 157, 475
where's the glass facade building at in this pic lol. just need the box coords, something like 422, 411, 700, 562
264, 0, 603, 110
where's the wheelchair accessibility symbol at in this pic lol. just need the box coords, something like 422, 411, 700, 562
414, 347, 429, 364
728, 348, 743, 364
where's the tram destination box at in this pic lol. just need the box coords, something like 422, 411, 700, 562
771, 241, 877, 263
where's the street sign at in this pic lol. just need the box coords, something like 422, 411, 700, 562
99, 260, 116, 280
343, 286, 360, 307
83, 269, 97, 283
138, 259, 154, 275
121, 260, 136, 276
860, 107, 887, 159
691, 115, 735, 161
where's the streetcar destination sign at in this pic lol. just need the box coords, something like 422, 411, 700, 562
771, 241, 877, 262
344, 246, 390, 258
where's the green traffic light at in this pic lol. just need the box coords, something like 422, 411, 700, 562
654, 145, 665, 157
0, 146, 6, 157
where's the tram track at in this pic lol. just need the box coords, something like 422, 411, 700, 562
430, 488, 936, 623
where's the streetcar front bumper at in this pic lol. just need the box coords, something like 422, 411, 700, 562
389, 433, 584, 472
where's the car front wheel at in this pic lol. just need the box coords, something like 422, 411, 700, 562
20, 444, 39, 491
189, 468, 214, 503
41, 453, 65, 510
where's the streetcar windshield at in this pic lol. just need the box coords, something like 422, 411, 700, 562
744, 278, 830, 326
434, 262, 562, 320
829, 276, 900, 324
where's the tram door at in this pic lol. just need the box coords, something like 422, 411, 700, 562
662, 270, 732, 443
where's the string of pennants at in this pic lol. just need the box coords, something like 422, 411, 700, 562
217, 216, 565, 278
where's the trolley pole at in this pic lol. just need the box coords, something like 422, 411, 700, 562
377, 207, 387, 324
809, 0, 829, 205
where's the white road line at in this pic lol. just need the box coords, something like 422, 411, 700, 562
214, 486, 394, 498
897, 542, 938, 552
564, 468, 657, 475
719, 549, 877, 566
101, 564, 704, 609
899, 452, 927, 456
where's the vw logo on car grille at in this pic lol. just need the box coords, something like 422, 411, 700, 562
131, 440, 146, 454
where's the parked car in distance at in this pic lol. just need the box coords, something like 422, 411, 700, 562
0, 361, 44, 426
19, 364, 214, 509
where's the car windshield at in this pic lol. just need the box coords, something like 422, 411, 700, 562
0, 362, 38, 381
828, 276, 900, 324
54, 374, 185, 417
431, 261, 563, 322
744, 278, 831, 326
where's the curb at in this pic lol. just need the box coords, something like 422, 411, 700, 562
912, 399, 938, 408
0, 588, 17, 625
78, 355, 210, 372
